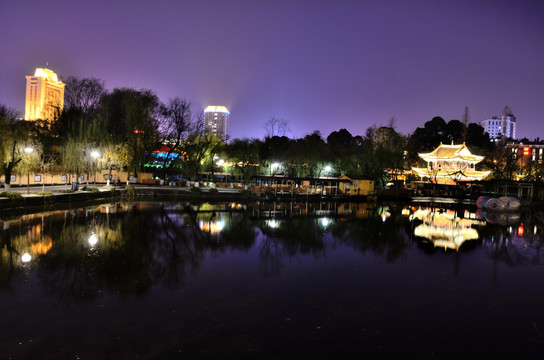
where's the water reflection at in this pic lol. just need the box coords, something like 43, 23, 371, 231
409, 207, 485, 250
1, 200, 544, 300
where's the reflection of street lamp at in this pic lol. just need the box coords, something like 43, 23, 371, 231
24, 147, 33, 195
88, 232, 98, 247
21, 253, 32, 263
91, 151, 99, 185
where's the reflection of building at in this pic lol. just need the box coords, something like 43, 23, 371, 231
25, 68, 65, 121
480, 106, 516, 140
204, 106, 230, 142
410, 208, 485, 250
412, 142, 490, 184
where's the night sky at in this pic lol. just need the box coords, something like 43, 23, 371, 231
1, 0, 543, 140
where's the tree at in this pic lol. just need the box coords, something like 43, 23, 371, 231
462, 106, 469, 142
64, 76, 106, 113
484, 139, 517, 181
259, 135, 292, 174
99, 88, 162, 176
226, 138, 261, 182
55, 76, 108, 147
158, 98, 195, 179
0, 106, 31, 189
302, 131, 329, 177
362, 125, 407, 187
183, 132, 223, 180
327, 129, 356, 175
445, 120, 464, 144
264, 117, 289, 138
407, 116, 448, 164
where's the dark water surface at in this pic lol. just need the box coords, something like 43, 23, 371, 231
1, 201, 543, 359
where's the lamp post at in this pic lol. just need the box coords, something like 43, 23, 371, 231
91, 151, 99, 185
24, 147, 33, 195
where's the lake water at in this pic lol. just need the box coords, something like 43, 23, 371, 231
1, 200, 543, 359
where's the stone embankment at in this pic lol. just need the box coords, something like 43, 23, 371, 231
0, 185, 251, 214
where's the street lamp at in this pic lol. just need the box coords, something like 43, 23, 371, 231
91, 151, 99, 185
271, 162, 280, 175
24, 147, 33, 195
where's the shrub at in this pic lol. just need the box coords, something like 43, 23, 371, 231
190, 187, 203, 194
81, 186, 100, 193
36, 191, 53, 196
125, 185, 135, 199
0, 191, 23, 199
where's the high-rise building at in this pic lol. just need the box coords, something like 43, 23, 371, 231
25, 68, 65, 121
203, 105, 230, 141
480, 106, 516, 140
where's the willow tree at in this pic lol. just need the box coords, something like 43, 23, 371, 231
183, 132, 224, 181
99, 88, 162, 177
0, 106, 32, 189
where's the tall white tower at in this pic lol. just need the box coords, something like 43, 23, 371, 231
204, 106, 230, 142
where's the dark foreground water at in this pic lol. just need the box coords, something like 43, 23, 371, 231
1, 200, 544, 359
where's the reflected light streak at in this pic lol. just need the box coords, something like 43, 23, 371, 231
320, 217, 331, 228
199, 220, 225, 235
21, 253, 32, 263
88, 233, 98, 246
268, 219, 279, 229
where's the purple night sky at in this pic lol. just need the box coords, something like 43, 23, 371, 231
1, 0, 543, 140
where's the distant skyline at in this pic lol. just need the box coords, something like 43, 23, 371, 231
1, 0, 543, 140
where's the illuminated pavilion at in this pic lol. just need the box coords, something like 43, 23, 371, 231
412, 142, 490, 184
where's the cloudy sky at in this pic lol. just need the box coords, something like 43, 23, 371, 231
1, 0, 543, 140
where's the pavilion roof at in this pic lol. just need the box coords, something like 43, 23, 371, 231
419, 143, 484, 163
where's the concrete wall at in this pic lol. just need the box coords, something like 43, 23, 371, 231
1, 171, 154, 185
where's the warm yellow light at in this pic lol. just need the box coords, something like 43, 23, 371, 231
198, 220, 224, 234
34, 68, 61, 83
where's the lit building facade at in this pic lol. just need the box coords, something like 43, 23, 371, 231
204, 105, 229, 142
412, 142, 490, 184
507, 143, 544, 164
25, 68, 65, 121
480, 106, 516, 140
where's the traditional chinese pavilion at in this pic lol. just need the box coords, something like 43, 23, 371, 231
412, 142, 490, 184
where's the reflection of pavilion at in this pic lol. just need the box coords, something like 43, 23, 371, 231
410, 208, 485, 250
